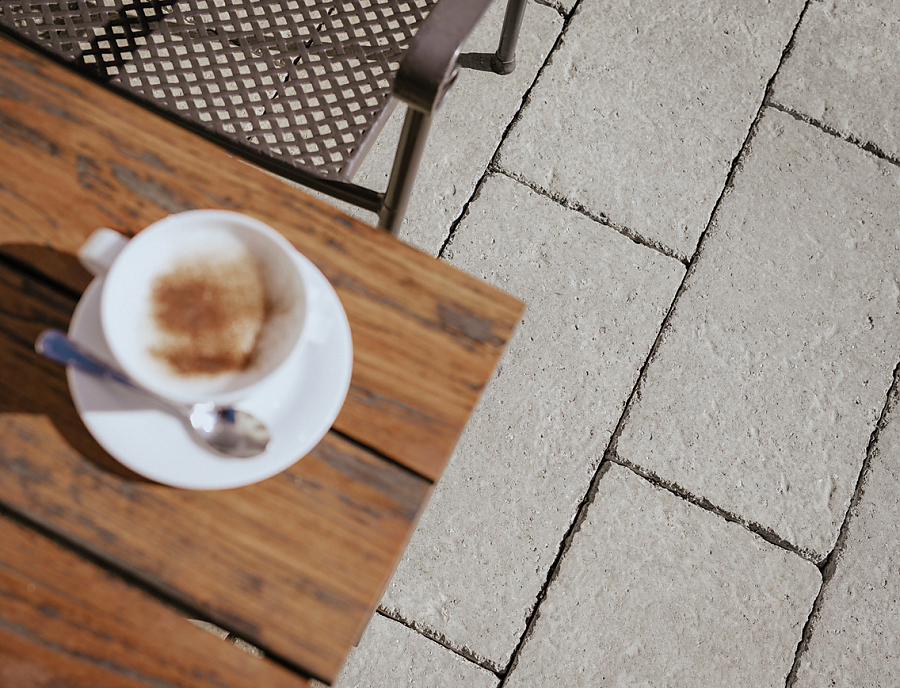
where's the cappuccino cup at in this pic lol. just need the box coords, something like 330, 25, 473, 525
78, 210, 308, 405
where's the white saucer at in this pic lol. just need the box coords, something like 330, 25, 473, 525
67, 251, 353, 490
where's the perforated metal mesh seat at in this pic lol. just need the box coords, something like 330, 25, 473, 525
1, 0, 437, 179
0, 0, 526, 230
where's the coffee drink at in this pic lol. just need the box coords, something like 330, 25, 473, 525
83, 210, 308, 404
149, 250, 269, 376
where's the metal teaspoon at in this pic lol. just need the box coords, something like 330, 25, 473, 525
36, 329, 271, 458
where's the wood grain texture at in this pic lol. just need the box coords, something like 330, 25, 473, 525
0, 260, 431, 683
0, 514, 310, 688
0, 33, 523, 683
0, 35, 524, 482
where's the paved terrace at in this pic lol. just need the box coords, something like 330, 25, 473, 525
299, 0, 899, 685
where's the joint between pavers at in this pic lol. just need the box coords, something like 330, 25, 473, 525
758, 0, 900, 170
495, 459, 616, 686
819, 358, 900, 578
437, 0, 578, 254
492, 166, 690, 265
677, 0, 811, 264
606, 290, 824, 568
489, 218, 700, 680
682, 48, 805, 268
437, 168, 496, 260
608, 452, 821, 565
375, 606, 504, 677
764, 101, 900, 169
785, 356, 900, 687
438, 0, 594, 255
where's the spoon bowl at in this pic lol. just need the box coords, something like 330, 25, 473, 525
36, 329, 271, 458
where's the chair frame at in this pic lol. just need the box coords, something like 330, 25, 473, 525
261, 0, 528, 233
377, 0, 527, 232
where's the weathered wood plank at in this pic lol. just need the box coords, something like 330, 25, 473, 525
0, 260, 432, 683
0, 514, 311, 688
0, 35, 524, 482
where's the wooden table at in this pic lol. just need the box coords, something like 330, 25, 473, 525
0, 34, 522, 686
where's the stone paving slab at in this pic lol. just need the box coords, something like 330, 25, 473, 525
504, 463, 821, 688
497, 0, 804, 260
615, 107, 900, 562
380, 173, 684, 669
318, 0, 564, 255
312, 614, 498, 688
770, 0, 900, 162
792, 376, 900, 687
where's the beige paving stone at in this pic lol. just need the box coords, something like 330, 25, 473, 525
615, 108, 900, 562
187, 619, 229, 640
498, 0, 804, 259
315, 0, 564, 255
771, 0, 900, 161
381, 173, 684, 669
311, 614, 498, 688
504, 463, 821, 688
793, 380, 900, 687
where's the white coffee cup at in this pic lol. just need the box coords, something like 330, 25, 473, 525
78, 210, 308, 405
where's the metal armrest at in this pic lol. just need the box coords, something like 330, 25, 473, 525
392, 0, 495, 113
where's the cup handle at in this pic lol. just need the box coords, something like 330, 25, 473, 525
78, 228, 128, 276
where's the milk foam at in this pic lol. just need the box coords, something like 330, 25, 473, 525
119, 222, 306, 401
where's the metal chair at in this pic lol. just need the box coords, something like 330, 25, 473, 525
0, 0, 527, 233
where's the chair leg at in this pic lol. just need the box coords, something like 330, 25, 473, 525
491, 0, 528, 75
378, 107, 433, 234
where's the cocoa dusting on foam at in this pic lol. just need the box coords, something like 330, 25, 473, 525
149, 253, 270, 376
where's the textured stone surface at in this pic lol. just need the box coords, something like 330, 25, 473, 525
187, 619, 229, 640
771, 0, 900, 161
498, 0, 804, 259
265, 2, 899, 682
504, 464, 821, 688
793, 379, 900, 687
381, 173, 684, 669
317, 0, 564, 255
615, 108, 900, 562
313, 615, 498, 688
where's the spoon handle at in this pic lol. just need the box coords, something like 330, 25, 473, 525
36, 329, 141, 391
37, 328, 270, 458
